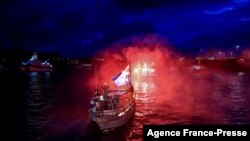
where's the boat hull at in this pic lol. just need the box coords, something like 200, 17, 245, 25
93, 103, 135, 130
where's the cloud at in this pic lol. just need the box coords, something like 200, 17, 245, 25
232, 0, 249, 4
184, 23, 250, 51
205, 7, 234, 15
240, 17, 250, 22
116, 0, 233, 12
1, 0, 250, 57
205, 0, 250, 15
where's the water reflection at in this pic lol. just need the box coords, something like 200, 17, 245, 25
24, 72, 55, 140
226, 74, 248, 124
127, 71, 250, 140
1, 70, 250, 141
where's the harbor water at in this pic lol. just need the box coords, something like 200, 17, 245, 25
0, 68, 250, 141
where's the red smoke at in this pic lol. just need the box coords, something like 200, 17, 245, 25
88, 34, 198, 100
88, 34, 173, 90
87, 34, 228, 123
89, 35, 189, 104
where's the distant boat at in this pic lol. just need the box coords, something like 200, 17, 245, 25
73, 63, 92, 70
20, 53, 53, 72
89, 65, 135, 131
191, 64, 206, 71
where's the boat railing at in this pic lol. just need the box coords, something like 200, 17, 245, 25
105, 89, 128, 97
89, 100, 133, 120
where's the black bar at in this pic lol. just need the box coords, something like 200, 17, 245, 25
143, 125, 250, 140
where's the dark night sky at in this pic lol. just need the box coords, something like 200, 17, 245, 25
1, 0, 250, 57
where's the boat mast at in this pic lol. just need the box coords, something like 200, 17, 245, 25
95, 60, 98, 90
129, 60, 133, 86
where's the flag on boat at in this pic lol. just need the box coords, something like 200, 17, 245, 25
112, 65, 130, 87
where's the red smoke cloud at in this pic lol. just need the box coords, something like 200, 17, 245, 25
88, 34, 199, 100
88, 34, 173, 90
87, 34, 228, 123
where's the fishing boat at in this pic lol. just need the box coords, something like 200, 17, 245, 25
20, 53, 53, 72
89, 65, 135, 131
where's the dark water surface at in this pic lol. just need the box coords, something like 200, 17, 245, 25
0, 69, 250, 141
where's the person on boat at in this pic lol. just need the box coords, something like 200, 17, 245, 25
96, 101, 103, 111
129, 82, 134, 93
94, 88, 100, 97
90, 100, 97, 120
91, 95, 103, 112
90, 101, 103, 120
128, 83, 134, 104
102, 83, 109, 100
